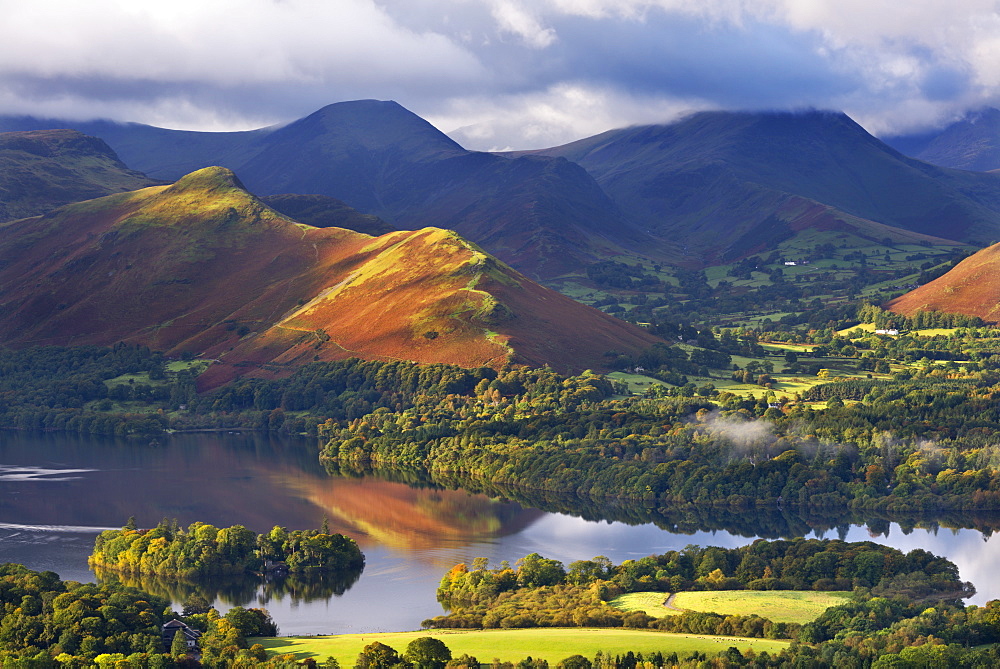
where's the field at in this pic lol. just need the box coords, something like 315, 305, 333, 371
610, 591, 852, 625
256, 628, 791, 664
607, 371, 670, 394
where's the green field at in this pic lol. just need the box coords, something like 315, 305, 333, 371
256, 628, 791, 665
610, 591, 851, 625
607, 371, 670, 393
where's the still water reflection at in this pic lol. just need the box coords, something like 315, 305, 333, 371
1, 431, 999, 635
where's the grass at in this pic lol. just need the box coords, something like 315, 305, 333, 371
610, 591, 851, 625
910, 328, 959, 337
166, 359, 209, 373
256, 628, 791, 665
610, 592, 674, 613
607, 371, 670, 393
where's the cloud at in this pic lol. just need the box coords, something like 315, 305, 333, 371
0, 0, 483, 128
433, 83, 711, 151
490, 1, 557, 48
2, 0, 1000, 144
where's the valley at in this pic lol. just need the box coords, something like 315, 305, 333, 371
5, 99, 1000, 666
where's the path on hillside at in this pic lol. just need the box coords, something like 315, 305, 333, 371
663, 593, 686, 612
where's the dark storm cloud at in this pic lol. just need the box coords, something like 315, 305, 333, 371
1, 1, 998, 148
541, 13, 856, 107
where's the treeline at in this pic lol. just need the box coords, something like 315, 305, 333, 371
426, 540, 969, 632
309, 357, 1000, 512
0, 344, 173, 438
425, 579, 799, 639
90, 519, 364, 579
14, 344, 1000, 514
353, 633, 1000, 669
856, 302, 984, 330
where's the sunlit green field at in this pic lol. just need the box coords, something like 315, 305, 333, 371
610, 591, 851, 625
256, 628, 791, 665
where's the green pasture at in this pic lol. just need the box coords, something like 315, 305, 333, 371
610, 591, 852, 625
105, 359, 207, 389
607, 371, 670, 394
909, 328, 960, 337
256, 628, 790, 665
166, 359, 209, 374
760, 342, 816, 352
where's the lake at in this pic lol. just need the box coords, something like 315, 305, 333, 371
1, 430, 999, 635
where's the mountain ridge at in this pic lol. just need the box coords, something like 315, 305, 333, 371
0, 166, 660, 388
883, 108, 1000, 172
0, 129, 160, 222
0, 101, 673, 280
517, 109, 1000, 261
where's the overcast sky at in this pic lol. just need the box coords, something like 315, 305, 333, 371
2, 0, 999, 150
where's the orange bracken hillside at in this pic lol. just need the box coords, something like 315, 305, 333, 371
886, 243, 1000, 322
0, 167, 660, 388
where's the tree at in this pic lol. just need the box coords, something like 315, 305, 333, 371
355, 641, 408, 669
404, 637, 451, 669
225, 606, 278, 637
170, 629, 189, 658
445, 654, 479, 669
182, 594, 212, 616
516, 553, 566, 588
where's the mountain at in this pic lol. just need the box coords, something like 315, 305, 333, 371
0, 167, 660, 388
885, 243, 1000, 322
260, 194, 396, 237
0, 129, 158, 222
521, 110, 1000, 262
0, 101, 667, 279
882, 108, 1000, 172
0, 114, 264, 180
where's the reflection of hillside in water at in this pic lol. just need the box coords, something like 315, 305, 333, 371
268, 467, 544, 553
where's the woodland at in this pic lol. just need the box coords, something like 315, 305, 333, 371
89, 520, 365, 579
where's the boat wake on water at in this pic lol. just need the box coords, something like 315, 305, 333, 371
0, 522, 119, 533
0, 465, 96, 481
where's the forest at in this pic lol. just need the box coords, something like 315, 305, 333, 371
90, 520, 365, 579
10, 322, 1000, 517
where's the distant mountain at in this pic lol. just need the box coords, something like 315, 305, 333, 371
882, 108, 1000, 172
0, 129, 158, 222
886, 243, 1000, 322
0, 114, 264, 180
521, 110, 1000, 262
260, 194, 396, 237
0, 167, 660, 388
0, 101, 667, 279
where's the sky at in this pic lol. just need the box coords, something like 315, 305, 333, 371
1, 0, 999, 150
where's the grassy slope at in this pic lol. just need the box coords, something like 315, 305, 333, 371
0, 166, 660, 389
610, 591, 851, 625
256, 629, 790, 665
887, 243, 1000, 322
0, 129, 158, 222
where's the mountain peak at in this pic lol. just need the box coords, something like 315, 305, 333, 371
0, 128, 121, 160
883, 107, 1000, 171
168, 166, 246, 193
278, 99, 464, 155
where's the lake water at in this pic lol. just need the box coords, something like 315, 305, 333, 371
1, 431, 999, 635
